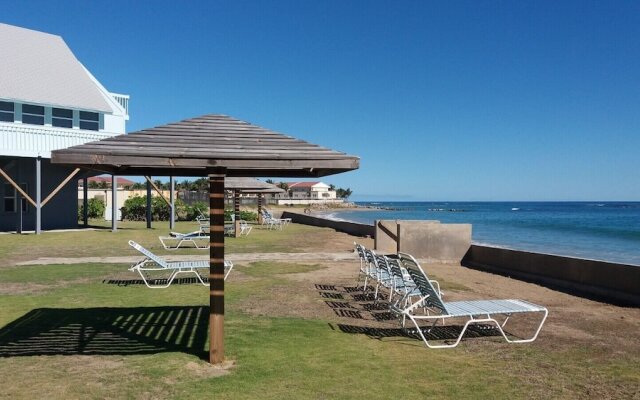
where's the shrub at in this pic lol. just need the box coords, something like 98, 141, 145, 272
224, 209, 258, 222
186, 202, 208, 220
121, 195, 196, 221
78, 198, 105, 219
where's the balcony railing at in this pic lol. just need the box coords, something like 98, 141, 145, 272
0, 122, 115, 158
110, 93, 130, 118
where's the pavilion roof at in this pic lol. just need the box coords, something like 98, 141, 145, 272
224, 178, 284, 193
51, 114, 359, 177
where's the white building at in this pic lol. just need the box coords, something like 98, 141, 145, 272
0, 23, 129, 232
275, 182, 337, 199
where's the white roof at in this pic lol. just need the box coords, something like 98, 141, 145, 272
0, 23, 113, 113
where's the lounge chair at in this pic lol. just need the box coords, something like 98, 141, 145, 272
158, 230, 210, 250
390, 253, 548, 348
261, 209, 291, 230
353, 243, 441, 302
239, 220, 252, 236
128, 240, 233, 289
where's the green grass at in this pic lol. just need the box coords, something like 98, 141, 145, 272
0, 262, 638, 399
0, 220, 358, 266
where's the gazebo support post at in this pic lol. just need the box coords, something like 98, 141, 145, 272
209, 170, 226, 364
146, 179, 152, 229
234, 189, 240, 238
169, 176, 175, 230
111, 175, 117, 232
83, 177, 88, 227
257, 194, 263, 224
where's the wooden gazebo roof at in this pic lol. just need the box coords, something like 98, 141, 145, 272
224, 177, 284, 193
50, 113, 359, 366
51, 114, 359, 177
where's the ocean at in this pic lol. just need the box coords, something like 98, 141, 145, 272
322, 202, 640, 266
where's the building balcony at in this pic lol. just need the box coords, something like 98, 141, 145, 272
0, 122, 116, 158
110, 93, 130, 120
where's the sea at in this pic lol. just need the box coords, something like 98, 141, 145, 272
322, 202, 640, 266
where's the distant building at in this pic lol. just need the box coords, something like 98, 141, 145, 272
269, 181, 343, 205
274, 182, 337, 200
0, 23, 129, 231
79, 176, 135, 189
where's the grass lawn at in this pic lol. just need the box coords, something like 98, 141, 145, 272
0, 225, 638, 399
0, 220, 367, 266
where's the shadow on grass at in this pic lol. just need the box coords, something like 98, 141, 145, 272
0, 306, 208, 359
319, 283, 504, 345
336, 323, 502, 342
104, 277, 209, 287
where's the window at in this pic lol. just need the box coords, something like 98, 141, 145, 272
52, 108, 73, 128
0, 101, 14, 122
4, 184, 16, 213
22, 104, 45, 125
79, 111, 99, 131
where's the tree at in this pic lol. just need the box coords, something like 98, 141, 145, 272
329, 184, 336, 191
265, 179, 274, 184
336, 187, 353, 199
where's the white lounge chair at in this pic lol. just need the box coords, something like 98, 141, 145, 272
128, 240, 233, 289
391, 253, 548, 348
261, 209, 291, 230
158, 230, 210, 250
239, 220, 252, 236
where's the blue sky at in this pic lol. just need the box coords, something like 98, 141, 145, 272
3, 1, 640, 201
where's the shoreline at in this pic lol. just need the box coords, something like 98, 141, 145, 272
295, 208, 640, 268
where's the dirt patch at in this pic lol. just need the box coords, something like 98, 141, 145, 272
0, 277, 98, 295
184, 359, 235, 378
234, 257, 640, 358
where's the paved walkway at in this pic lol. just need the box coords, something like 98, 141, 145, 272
15, 252, 358, 266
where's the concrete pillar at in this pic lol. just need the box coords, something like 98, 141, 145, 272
170, 176, 175, 230
209, 171, 226, 364
17, 198, 23, 234
146, 179, 152, 229
111, 175, 117, 232
83, 177, 88, 227
35, 157, 41, 234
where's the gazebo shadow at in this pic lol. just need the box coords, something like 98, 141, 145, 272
0, 306, 208, 359
103, 277, 210, 287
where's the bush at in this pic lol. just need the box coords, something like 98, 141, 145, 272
224, 209, 258, 222
186, 202, 208, 220
121, 195, 191, 221
78, 198, 105, 219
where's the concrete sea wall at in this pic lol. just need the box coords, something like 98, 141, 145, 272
281, 211, 639, 306
280, 211, 375, 237
463, 245, 640, 306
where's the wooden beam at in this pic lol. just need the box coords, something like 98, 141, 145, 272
0, 166, 36, 207
257, 194, 263, 224
146, 180, 152, 229
41, 168, 81, 207
143, 175, 171, 207
234, 189, 240, 238
209, 169, 226, 364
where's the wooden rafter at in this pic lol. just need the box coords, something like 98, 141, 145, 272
0, 167, 36, 207
143, 175, 171, 208
41, 168, 81, 207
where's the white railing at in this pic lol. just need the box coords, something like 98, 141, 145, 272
0, 122, 115, 158
110, 93, 130, 117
